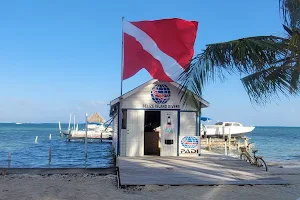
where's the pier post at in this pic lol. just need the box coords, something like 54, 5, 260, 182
208, 137, 212, 151
8, 152, 11, 168
222, 126, 225, 140
68, 114, 72, 133
228, 128, 231, 147
35, 136, 38, 143
58, 121, 62, 137
48, 147, 52, 164
244, 138, 248, 148
2, 168, 6, 176
224, 141, 227, 155
74, 115, 76, 131
85, 113, 88, 158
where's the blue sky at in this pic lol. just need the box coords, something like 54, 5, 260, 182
0, 0, 299, 126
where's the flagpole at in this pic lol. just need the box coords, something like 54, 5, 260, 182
120, 16, 124, 96
118, 17, 125, 156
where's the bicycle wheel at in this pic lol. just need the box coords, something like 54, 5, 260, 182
240, 153, 251, 163
256, 158, 268, 171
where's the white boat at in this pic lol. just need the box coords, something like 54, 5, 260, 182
16, 122, 22, 125
69, 123, 113, 139
201, 122, 255, 137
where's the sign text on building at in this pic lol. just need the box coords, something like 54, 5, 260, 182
142, 104, 180, 109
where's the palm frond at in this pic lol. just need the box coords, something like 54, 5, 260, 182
178, 1, 300, 108
241, 65, 300, 105
178, 35, 288, 108
280, 0, 300, 30
200, 36, 288, 73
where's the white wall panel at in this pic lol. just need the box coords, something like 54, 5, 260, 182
180, 112, 197, 136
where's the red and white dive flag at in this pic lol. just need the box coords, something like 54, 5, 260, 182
122, 18, 198, 82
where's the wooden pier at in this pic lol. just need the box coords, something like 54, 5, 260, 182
200, 136, 251, 150
117, 151, 287, 186
66, 134, 112, 142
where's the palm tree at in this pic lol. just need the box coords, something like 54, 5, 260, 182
180, 0, 300, 107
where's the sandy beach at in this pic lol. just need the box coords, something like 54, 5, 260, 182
1, 166, 300, 200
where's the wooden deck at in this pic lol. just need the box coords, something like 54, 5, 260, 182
118, 151, 288, 186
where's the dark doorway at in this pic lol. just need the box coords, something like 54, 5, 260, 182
144, 111, 161, 156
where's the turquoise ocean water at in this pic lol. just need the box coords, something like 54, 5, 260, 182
0, 123, 114, 168
0, 123, 299, 168
247, 126, 300, 163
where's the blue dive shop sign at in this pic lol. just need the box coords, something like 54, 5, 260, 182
179, 136, 201, 154
142, 84, 180, 109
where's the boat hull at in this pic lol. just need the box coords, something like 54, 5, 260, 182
202, 125, 255, 137
70, 130, 112, 139
61, 130, 70, 136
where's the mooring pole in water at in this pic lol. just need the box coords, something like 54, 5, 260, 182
49, 134, 52, 140
68, 114, 72, 132
8, 152, 11, 168
48, 147, 52, 164
35, 136, 38, 143
58, 121, 62, 137
73, 115, 76, 131
85, 113, 88, 158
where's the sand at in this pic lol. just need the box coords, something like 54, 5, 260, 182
0, 167, 300, 200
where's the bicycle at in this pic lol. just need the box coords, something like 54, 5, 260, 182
240, 146, 268, 171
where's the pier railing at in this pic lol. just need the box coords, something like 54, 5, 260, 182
1, 137, 114, 170
201, 136, 253, 157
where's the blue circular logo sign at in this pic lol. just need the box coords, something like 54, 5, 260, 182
151, 84, 171, 104
181, 136, 198, 148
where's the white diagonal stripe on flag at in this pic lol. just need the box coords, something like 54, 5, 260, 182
123, 21, 185, 81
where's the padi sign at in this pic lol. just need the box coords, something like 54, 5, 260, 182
179, 136, 201, 155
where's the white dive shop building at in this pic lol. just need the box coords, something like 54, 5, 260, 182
109, 79, 210, 157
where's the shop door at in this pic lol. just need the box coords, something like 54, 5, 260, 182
160, 111, 178, 156
126, 110, 144, 156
